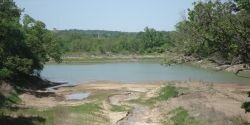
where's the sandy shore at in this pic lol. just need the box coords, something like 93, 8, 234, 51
20, 80, 250, 125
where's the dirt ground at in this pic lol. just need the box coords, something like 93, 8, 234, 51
20, 80, 250, 125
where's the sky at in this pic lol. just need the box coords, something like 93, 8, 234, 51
14, 0, 196, 32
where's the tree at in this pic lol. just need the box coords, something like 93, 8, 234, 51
139, 27, 165, 53
174, 0, 250, 63
0, 0, 62, 80
0, 0, 28, 79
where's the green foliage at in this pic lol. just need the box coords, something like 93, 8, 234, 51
167, 107, 200, 125
4, 57, 33, 74
0, 91, 21, 107
157, 85, 178, 100
22, 15, 62, 70
0, 68, 13, 79
138, 27, 167, 53
235, 0, 250, 11
132, 85, 178, 106
173, 0, 250, 63
241, 102, 250, 109
56, 28, 173, 55
0, 0, 62, 80
5, 92, 21, 105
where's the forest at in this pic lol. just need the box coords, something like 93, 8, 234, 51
56, 29, 173, 54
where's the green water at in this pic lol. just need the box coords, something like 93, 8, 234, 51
41, 63, 250, 84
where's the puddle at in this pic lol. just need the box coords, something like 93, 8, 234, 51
65, 92, 90, 100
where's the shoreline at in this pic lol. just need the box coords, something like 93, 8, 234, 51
17, 80, 250, 125
47, 54, 250, 76
21, 80, 250, 109
48, 54, 166, 64
48, 79, 250, 92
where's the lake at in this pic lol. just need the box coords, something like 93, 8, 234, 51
41, 63, 250, 84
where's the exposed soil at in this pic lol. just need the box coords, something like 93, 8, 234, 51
19, 80, 250, 125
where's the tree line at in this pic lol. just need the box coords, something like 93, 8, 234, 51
56, 28, 173, 55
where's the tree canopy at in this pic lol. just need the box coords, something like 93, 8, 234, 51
173, 0, 250, 64
56, 28, 173, 55
0, 0, 62, 80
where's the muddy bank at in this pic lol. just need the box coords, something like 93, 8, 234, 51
18, 80, 250, 125
190, 59, 250, 74
161, 53, 250, 76
48, 54, 166, 64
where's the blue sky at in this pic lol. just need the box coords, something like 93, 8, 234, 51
15, 0, 196, 32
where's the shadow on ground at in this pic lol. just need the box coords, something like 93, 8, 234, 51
22, 90, 56, 98
0, 115, 46, 125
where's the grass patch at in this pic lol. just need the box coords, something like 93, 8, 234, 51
69, 103, 101, 113
110, 105, 130, 112
162, 107, 200, 125
138, 85, 178, 106
52, 104, 108, 125
128, 85, 178, 106
157, 85, 178, 100
0, 102, 110, 125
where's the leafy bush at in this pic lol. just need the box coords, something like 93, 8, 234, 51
0, 68, 13, 80
242, 102, 250, 110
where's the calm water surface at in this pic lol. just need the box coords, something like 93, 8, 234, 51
41, 63, 250, 84
65, 92, 90, 100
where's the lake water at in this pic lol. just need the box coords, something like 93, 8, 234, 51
65, 92, 90, 100
41, 63, 250, 84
